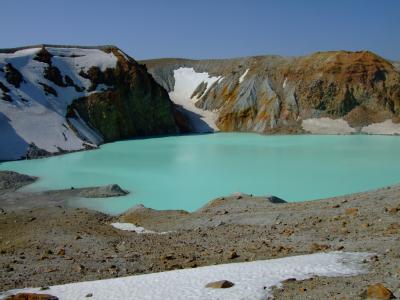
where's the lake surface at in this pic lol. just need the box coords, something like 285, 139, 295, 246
1, 133, 400, 214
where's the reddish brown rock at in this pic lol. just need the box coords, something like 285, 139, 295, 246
386, 207, 399, 214
386, 223, 400, 234
56, 248, 65, 256
226, 250, 239, 259
310, 243, 331, 252
360, 283, 395, 300
5, 293, 58, 300
205, 280, 234, 289
345, 207, 359, 216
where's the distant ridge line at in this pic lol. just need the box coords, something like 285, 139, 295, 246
0, 44, 118, 54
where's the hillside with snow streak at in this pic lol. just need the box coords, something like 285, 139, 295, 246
143, 51, 400, 135
0, 45, 179, 161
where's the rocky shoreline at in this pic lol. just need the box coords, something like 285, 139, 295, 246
0, 171, 128, 212
0, 171, 399, 299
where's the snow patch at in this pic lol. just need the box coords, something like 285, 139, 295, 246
169, 67, 222, 132
0, 252, 370, 300
283, 77, 288, 88
47, 47, 117, 72
302, 118, 356, 134
110, 223, 169, 234
0, 102, 85, 158
361, 119, 400, 135
239, 68, 249, 83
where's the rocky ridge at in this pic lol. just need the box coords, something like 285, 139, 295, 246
143, 51, 400, 134
0, 45, 184, 161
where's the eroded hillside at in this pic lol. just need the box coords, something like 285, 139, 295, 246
143, 51, 400, 135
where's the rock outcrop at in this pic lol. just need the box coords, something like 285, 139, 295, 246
205, 280, 235, 289
67, 48, 178, 141
143, 51, 400, 135
5, 293, 59, 300
0, 171, 37, 193
360, 283, 395, 300
79, 184, 128, 198
0, 45, 182, 161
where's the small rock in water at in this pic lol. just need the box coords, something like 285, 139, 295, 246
266, 195, 287, 203
205, 280, 235, 289
80, 184, 128, 198
85, 293, 93, 298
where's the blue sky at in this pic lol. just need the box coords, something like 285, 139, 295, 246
1, 0, 399, 60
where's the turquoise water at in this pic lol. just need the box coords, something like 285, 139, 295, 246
1, 133, 400, 214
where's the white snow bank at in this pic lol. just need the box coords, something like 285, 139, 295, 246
0, 103, 85, 159
239, 68, 249, 83
169, 67, 222, 132
283, 77, 288, 88
110, 222, 169, 234
1, 252, 370, 300
361, 119, 400, 135
47, 47, 118, 72
302, 118, 356, 134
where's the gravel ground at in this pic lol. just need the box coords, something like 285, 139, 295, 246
0, 171, 399, 299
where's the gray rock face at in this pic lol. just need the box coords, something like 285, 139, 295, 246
0, 171, 36, 193
266, 195, 287, 204
79, 184, 128, 198
24, 143, 52, 159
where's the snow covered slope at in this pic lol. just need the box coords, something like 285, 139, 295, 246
0, 46, 116, 160
1, 252, 370, 300
169, 67, 222, 132
0, 45, 179, 161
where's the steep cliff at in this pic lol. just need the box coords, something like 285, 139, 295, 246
66, 48, 178, 141
143, 51, 400, 135
0, 45, 179, 161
